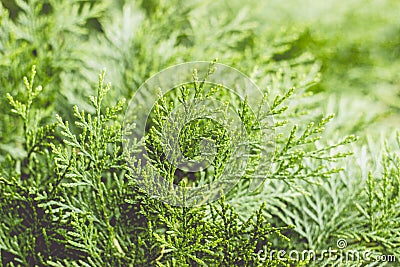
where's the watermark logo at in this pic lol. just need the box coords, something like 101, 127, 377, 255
256, 239, 397, 264
123, 61, 275, 206
336, 238, 347, 249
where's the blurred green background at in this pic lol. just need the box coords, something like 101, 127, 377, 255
1, 1, 399, 265
1, 0, 399, 152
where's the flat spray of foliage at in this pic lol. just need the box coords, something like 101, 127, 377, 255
0, 0, 399, 266
0, 63, 359, 266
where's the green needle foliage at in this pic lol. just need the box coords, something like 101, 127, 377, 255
0, 0, 399, 266
0, 63, 355, 266
0, 67, 297, 266
339, 135, 400, 264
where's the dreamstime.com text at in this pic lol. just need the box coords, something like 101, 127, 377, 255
256, 239, 397, 263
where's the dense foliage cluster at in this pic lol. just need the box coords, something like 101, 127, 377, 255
0, 0, 399, 266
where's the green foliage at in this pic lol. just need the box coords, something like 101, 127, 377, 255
0, 0, 108, 157
0, 0, 399, 266
124, 193, 294, 266
0, 67, 292, 266
338, 134, 400, 263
